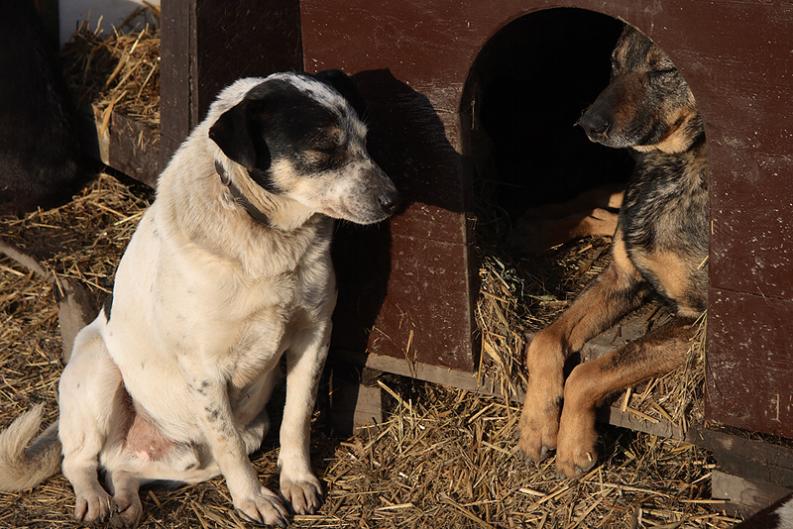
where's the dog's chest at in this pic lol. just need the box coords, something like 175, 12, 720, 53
620, 151, 708, 315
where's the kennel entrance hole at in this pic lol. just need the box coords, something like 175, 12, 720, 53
464, 8, 633, 220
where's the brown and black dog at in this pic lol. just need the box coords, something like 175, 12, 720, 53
518, 25, 708, 478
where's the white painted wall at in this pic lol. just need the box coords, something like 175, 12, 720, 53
58, 0, 160, 46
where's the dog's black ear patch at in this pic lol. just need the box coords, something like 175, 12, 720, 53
209, 101, 257, 170
313, 69, 367, 118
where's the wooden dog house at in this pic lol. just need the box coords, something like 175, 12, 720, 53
85, 0, 793, 512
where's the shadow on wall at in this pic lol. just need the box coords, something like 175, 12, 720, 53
331, 68, 465, 361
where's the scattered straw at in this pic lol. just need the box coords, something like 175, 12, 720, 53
0, 175, 736, 527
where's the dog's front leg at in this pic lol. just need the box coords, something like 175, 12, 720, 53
278, 321, 331, 515
519, 233, 647, 463
180, 365, 289, 527
556, 318, 697, 477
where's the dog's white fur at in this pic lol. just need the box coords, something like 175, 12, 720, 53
0, 74, 391, 526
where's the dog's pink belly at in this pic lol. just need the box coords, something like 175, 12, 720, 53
122, 410, 176, 461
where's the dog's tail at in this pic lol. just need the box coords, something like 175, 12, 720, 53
0, 404, 61, 491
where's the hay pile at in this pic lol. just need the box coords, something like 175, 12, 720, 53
0, 174, 736, 528
61, 5, 160, 127
474, 201, 706, 435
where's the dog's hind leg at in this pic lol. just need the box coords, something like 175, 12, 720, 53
555, 318, 697, 477
58, 321, 129, 524
519, 233, 648, 463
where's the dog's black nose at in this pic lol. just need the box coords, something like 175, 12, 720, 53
378, 190, 401, 215
578, 111, 611, 138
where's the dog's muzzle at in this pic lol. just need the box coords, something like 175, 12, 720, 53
377, 187, 400, 216
577, 109, 611, 142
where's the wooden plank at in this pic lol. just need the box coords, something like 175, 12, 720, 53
333, 232, 476, 372
328, 366, 384, 433
159, 0, 194, 168
353, 351, 486, 395
707, 289, 793, 439
161, 0, 303, 170
581, 303, 673, 361
192, 0, 302, 124
77, 106, 159, 187
350, 348, 687, 440
711, 470, 792, 517
693, 427, 793, 489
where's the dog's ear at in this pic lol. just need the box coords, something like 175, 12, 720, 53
313, 69, 367, 118
209, 101, 257, 170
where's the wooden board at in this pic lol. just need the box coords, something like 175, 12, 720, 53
707, 290, 793, 438
159, 0, 303, 164
711, 470, 792, 517
77, 106, 159, 187
695, 427, 793, 490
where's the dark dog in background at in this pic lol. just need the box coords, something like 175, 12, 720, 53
518, 25, 708, 477
0, 0, 84, 215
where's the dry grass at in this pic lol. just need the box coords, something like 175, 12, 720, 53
0, 174, 736, 528
61, 5, 160, 127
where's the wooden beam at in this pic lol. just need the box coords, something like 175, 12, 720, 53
77, 106, 160, 187
711, 470, 792, 518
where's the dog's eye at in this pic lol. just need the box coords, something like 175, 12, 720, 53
650, 68, 677, 79
312, 144, 335, 154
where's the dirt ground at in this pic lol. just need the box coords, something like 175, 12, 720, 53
0, 174, 740, 528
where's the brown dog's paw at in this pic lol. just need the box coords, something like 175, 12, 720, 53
555, 410, 598, 478
518, 395, 562, 463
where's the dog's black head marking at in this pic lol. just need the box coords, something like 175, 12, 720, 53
209, 71, 399, 225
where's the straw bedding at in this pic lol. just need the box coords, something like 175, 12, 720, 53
61, 6, 161, 128
0, 174, 736, 528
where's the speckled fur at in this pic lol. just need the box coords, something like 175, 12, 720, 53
0, 72, 396, 527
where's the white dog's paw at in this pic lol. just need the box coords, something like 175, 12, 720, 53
280, 473, 323, 515
74, 486, 113, 523
110, 490, 143, 527
234, 486, 290, 527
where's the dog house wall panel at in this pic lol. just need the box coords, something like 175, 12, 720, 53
300, 0, 793, 438
160, 0, 303, 167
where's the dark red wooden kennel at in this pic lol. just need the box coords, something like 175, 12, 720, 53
86, 0, 793, 510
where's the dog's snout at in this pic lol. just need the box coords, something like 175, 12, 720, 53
578, 110, 611, 138
378, 189, 400, 215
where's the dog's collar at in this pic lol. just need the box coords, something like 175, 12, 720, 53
214, 160, 274, 228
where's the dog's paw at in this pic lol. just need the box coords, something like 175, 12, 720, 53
234, 486, 290, 527
555, 410, 598, 479
518, 394, 561, 464
74, 486, 113, 523
110, 490, 143, 527
280, 474, 323, 515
